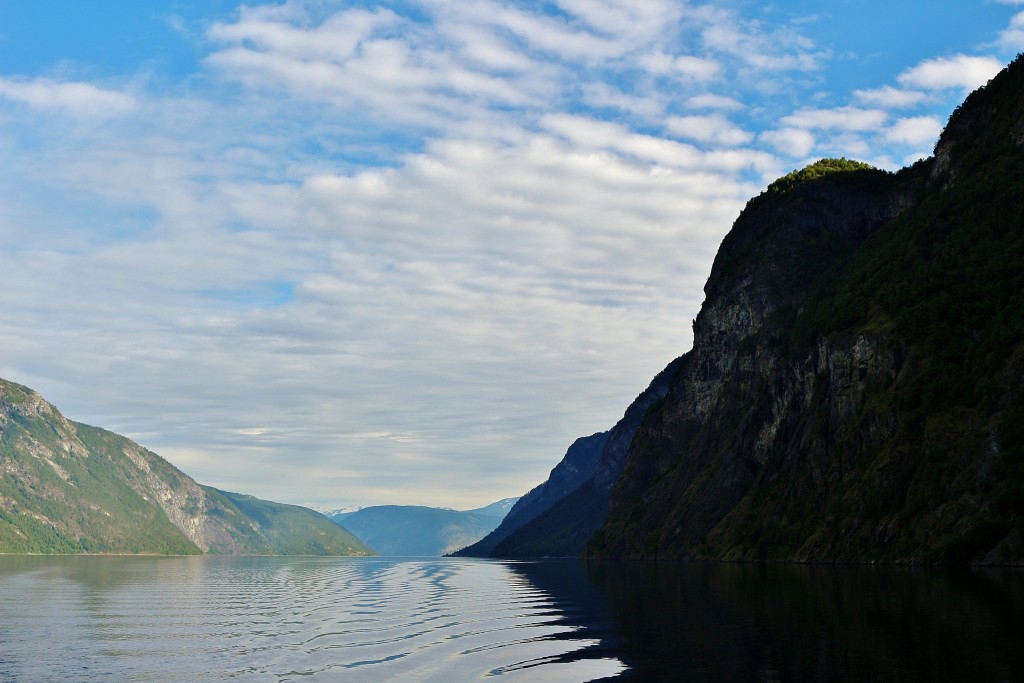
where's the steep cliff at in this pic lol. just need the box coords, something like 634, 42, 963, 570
454, 431, 608, 556
589, 56, 1024, 564
458, 355, 683, 557
0, 377, 373, 555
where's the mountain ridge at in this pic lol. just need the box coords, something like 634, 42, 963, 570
0, 377, 373, 556
330, 502, 516, 556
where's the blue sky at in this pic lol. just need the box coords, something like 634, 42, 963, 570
2, 0, 1023, 510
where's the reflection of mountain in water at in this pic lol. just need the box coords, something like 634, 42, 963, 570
573, 562, 1024, 681
504, 560, 625, 677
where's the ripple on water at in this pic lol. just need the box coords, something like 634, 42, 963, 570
0, 556, 627, 682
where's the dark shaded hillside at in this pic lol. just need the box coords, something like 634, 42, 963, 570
590, 55, 1024, 564
480, 55, 1024, 565
455, 431, 608, 556
0, 378, 373, 556
458, 356, 683, 558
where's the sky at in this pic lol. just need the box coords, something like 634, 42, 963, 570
2, 1, 1023, 511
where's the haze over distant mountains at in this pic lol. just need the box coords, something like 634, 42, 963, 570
0, 377, 372, 556
327, 498, 517, 556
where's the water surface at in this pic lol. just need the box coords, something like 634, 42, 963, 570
1, 556, 1022, 682
0, 556, 621, 682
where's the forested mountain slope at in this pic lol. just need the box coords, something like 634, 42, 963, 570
0, 378, 373, 556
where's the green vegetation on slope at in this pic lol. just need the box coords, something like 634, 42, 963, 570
0, 381, 200, 555
750, 157, 881, 208
0, 377, 374, 556
210, 488, 373, 556
777, 61, 1024, 563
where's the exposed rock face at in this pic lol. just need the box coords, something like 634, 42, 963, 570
74, 423, 214, 551
589, 57, 1024, 564
0, 378, 373, 556
588, 165, 919, 558
487, 56, 1024, 564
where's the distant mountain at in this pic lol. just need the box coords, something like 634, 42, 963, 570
318, 505, 363, 517
466, 497, 518, 518
329, 500, 517, 556
0, 377, 373, 556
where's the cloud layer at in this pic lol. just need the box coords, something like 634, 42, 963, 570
2, 0, 1021, 508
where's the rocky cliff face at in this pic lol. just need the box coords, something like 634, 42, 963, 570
0, 378, 373, 555
490, 56, 1024, 564
588, 163, 917, 556
589, 56, 1024, 564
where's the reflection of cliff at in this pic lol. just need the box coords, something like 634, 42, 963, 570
584, 561, 1024, 681
503, 560, 625, 671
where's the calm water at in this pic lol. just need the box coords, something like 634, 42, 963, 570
0, 556, 1022, 682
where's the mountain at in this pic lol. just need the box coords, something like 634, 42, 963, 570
0, 378, 373, 556
456, 356, 683, 558
477, 55, 1024, 564
330, 501, 516, 556
466, 497, 519, 518
455, 431, 609, 556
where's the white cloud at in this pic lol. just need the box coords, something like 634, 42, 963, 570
581, 82, 665, 118
685, 93, 744, 110
538, 112, 774, 173
665, 114, 753, 146
207, 6, 400, 63
897, 54, 1003, 91
555, 0, 682, 38
853, 85, 928, 109
759, 127, 816, 157
640, 52, 722, 82
699, 8, 828, 73
782, 106, 888, 131
998, 11, 1024, 49
461, 2, 635, 63
205, 5, 551, 129
439, 22, 536, 72
0, 77, 137, 116
3, 94, 754, 506
884, 116, 943, 146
